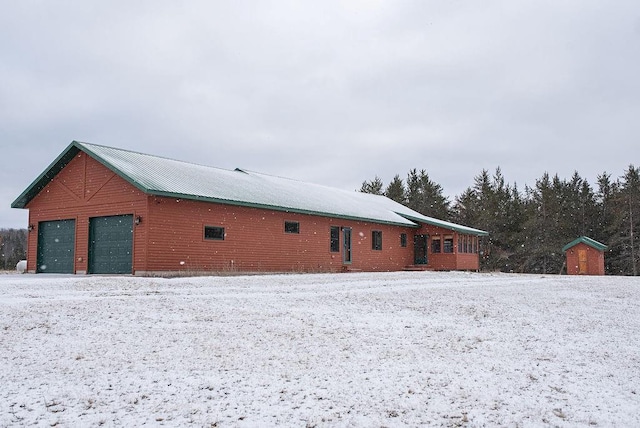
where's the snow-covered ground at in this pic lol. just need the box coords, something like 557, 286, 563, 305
1, 271, 639, 427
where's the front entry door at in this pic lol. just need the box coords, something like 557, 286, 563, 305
414, 234, 428, 265
578, 249, 588, 274
343, 227, 352, 264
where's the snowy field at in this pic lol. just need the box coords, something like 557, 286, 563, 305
1, 271, 639, 427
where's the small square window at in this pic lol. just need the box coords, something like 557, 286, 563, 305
400, 233, 407, 248
285, 221, 300, 234
372, 230, 382, 251
204, 226, 225, 240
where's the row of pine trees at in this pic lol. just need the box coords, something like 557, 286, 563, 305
360, 166, 640, 275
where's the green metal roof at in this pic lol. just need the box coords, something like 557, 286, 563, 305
562, 236, 608, 252
12, 141, 488, 235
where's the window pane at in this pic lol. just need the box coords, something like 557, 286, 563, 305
204, 226, 225, 240
444, 237, 454, 253
431, 238, 441, 253
400, 233, 407, 248
372, 231, 382, 250
330, 226, 340, 252
285, 221, 300, 234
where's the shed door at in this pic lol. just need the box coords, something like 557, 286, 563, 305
88, 215, 133, 274
37, 219, 76, 273
578, 249, 588, 274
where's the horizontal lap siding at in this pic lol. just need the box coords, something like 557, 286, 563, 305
419, 225, 480, 271
455, 254, 480, 271
565, 243, 605, 275
429, 254, 458, 271
25, 153, 148, 274
21, 149, 483, 274
146, 196, 415, 273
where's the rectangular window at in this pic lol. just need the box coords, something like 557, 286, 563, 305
400, 233, 407, 248
372, 230, 382, 250
284, 221, 300, 234
330, 226, 340, 252
459, 235, 468, 253
444, 236, 454, 253
204, 226, 225, 240
431, 237, 441, 253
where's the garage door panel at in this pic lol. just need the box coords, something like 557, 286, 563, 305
89, 215, 133, 274
37, 219, 76, 273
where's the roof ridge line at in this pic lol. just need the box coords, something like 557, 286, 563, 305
76, 141, 242, 175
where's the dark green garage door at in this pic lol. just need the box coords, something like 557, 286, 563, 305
37, 219, 76, 273
88, 214, 134, 274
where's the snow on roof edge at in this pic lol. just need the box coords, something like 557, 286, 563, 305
15, 141, 488, 235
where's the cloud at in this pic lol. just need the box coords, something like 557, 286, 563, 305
2, 1, 640, 227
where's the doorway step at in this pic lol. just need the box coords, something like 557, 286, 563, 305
403, 265, 433, 271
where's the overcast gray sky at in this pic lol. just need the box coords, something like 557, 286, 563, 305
2, 1, 639, 228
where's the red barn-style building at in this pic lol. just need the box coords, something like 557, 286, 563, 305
563, 236, 607, 275
12, 142, 488, 275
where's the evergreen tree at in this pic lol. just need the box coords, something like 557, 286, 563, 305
608, 165, 640, 275
405, 169, 422, 213
384, 175, 406, 204
452, 187, 478, 228
359, 176, 384, 195
596, 172, 618, 273
522, 173, 565, 274
406, 169, 450, 220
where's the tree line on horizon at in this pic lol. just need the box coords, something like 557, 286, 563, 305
360, 165, 640, 275
2, 165, 638, 275
0, 228, 27, 270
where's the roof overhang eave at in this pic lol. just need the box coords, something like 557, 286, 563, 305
11, 142, 82, 209
397, 213, 489, 236
562, 236, 608, 253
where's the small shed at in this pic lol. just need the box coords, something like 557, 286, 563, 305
562, 236, 607, 275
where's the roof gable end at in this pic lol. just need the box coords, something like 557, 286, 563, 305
562, 236, 608, 252
11, 141, 83, 209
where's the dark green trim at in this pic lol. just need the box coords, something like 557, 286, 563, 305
562, 236, 607, 253
147, 189, 421, 227
12, 141, 488, 236
11, 142, 81, 208
398, 213, 489, 236
44, 143, 421, 227
10, 139, 420, 227
75, 141, 156, 195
